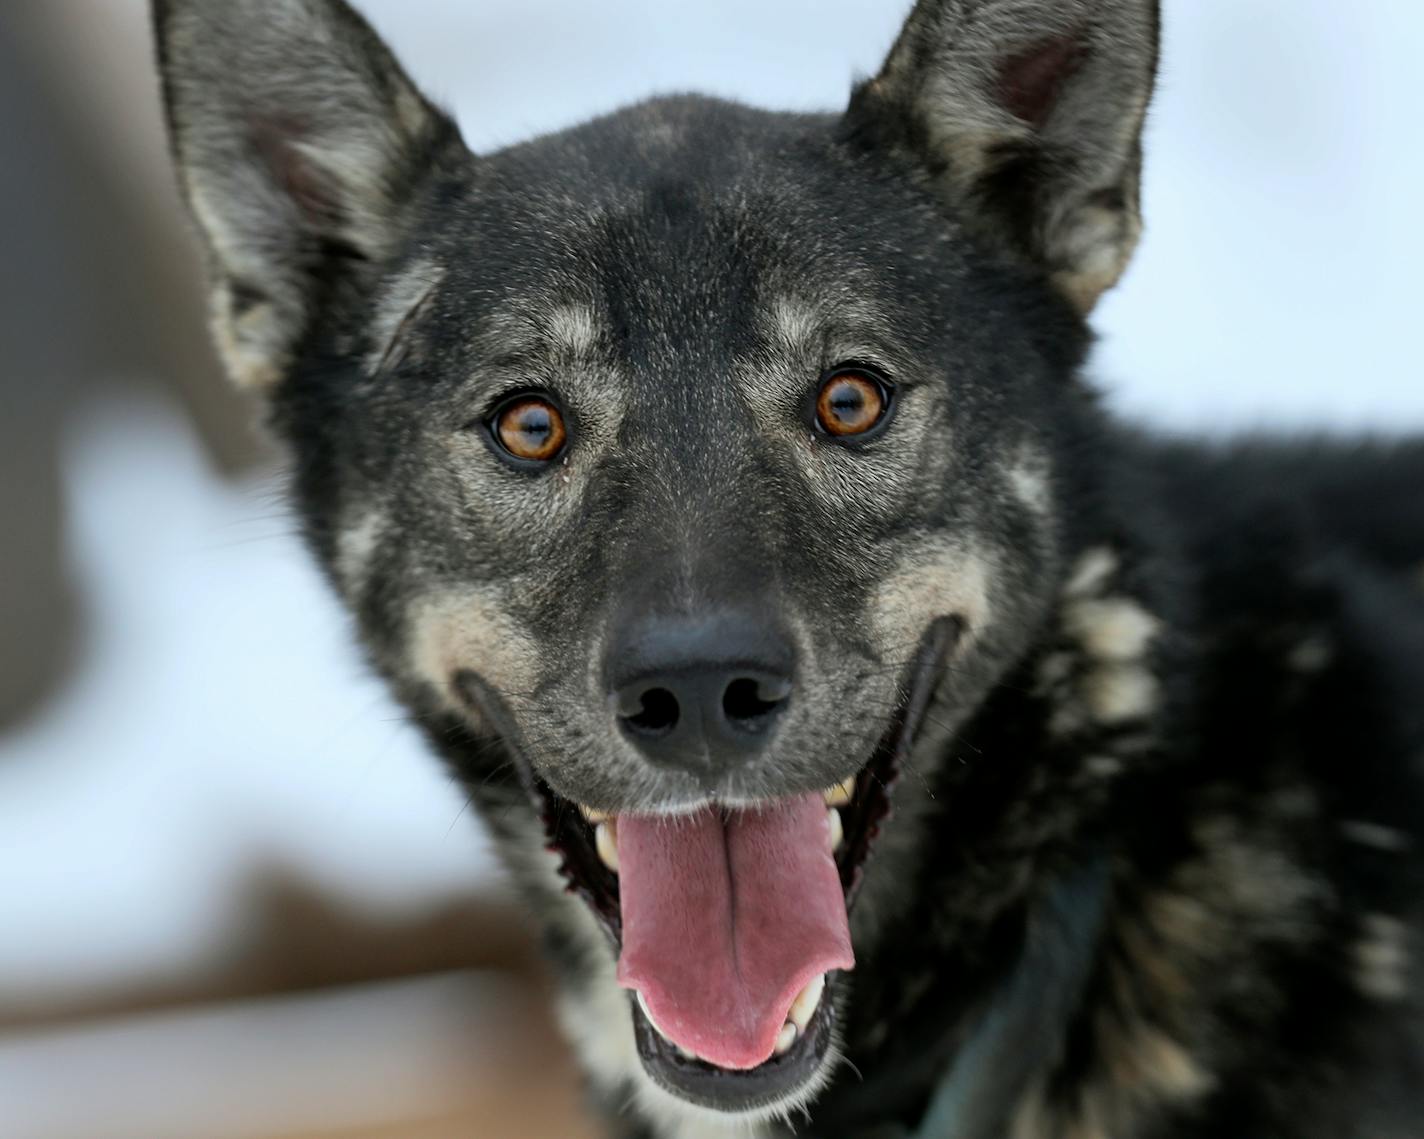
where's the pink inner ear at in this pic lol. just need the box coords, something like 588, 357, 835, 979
248, 113, 342, 228
997, 35, 1084, 129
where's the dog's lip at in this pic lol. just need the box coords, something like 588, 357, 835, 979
492, 614, 957, 936
455, 613, 958, 829
617, 619, 956, 1104
628, 972, 840, 1112
456, 618, 959, 1099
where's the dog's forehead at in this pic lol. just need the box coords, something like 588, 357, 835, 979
437, 97, 939, 360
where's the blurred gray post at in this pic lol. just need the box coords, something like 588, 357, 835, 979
0, 2, 264, 729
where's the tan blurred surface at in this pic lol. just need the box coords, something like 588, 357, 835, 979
0, 971, 599, 1139
0, 862, 601, 1139
0, 867, 540, 1031
0, 868, 601, 1138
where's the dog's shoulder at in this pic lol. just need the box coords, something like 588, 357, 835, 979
1088, 434, 1424, 1136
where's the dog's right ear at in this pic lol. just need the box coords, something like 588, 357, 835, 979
153, 0, 462, 390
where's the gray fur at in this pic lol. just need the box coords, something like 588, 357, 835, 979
155, 0, 456, 387
855, 0, 1158, 310
153, 2, 1424, 1137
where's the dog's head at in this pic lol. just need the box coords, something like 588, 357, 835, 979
156, 0, 1158, 1123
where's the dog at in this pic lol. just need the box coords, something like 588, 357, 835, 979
152, 1, 1423, 1135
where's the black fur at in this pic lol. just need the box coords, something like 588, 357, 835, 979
153, 2, 1423, 1136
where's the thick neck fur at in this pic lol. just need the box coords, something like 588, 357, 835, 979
788, 464, 1420, 1139
812, 521, 1187, 1137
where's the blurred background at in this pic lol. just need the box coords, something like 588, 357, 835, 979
0, 1, 1420, 1136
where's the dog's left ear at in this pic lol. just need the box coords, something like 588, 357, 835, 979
847, 0, 1160, 312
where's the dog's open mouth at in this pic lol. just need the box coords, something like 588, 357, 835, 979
517, 620, 956, 1111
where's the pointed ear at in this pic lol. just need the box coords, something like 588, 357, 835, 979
153, 0, 462, 389
846, 0, 1160, 312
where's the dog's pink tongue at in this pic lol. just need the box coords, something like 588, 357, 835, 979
615, 794, 853, 1070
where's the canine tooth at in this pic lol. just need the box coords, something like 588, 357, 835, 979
677, 1045, 698, 1061
579, 804, 610, 823
824, 777, 855, 807
774, 1022, 798, 1056
788, 973, 825, 1032
595, 821, 619, 872
827, 807, 843, 852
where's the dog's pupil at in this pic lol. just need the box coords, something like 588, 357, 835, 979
498, 398, 564, 460
833, 389, 864, 415
820, 374, 881, 435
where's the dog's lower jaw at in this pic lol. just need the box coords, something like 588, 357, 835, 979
552, 903, 834, 1139
510, 819, 827, 1138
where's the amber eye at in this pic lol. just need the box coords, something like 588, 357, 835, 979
491, 395, 567, 463
815, 369, 890, 438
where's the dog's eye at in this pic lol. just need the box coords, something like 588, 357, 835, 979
815, 369, 890, 438
491, 395, 567, 463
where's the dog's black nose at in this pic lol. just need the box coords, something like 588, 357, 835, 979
606, 612, 794, 778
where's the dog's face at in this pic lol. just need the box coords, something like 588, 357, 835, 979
156, 0, 1157, 1125
305, 101, 1070, 810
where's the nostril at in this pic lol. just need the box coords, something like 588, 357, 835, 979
722, 676, 789, 732
622, 686, 680, 738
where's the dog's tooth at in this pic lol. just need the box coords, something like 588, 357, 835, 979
787, 973, 826, 1032
827, 807, 843, 852
774, 1022, 798, 1056
635, 991, 698, 1061
595, 820, 619, 872
579, 804, 610, 824
637, 993, 695, 1059
824, 777, 856, 808
637, 992, 671, 1042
